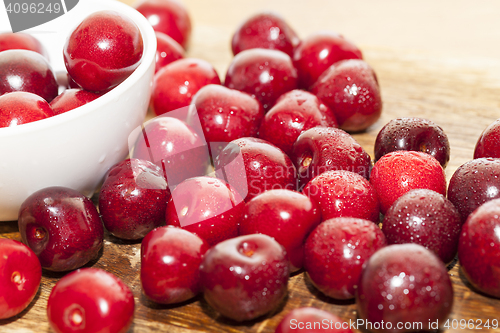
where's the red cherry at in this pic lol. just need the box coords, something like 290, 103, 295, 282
154, 31, 185, 73
474, 118, 500, 159
47, 268, 134, 333
275, 307, 353, 333
0, 91, 54, 127
141, 226, 209, 304
0, 239, 42, 320
0, 32, 48, 58
64, 10, 144, 92
49, 89, 101, 115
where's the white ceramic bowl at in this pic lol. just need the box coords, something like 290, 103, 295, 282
0, 0, 157, 221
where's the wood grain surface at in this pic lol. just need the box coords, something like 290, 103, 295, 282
2, 0, 500, 332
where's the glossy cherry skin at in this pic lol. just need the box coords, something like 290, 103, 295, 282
64, 10, 143, 92
132, 116, 210, 187
474, 118, 500, 158
258, 90, 338, 156
0, 49, 58, 102
0, 239, 42, 320
303, 170, 380, 223
199, 234, 289, 322
382, 189, 461, 264
0, 32, 48, 58
49, 89, 101, 115
305, 217, 386, 300
239, 189, 321, 272
370, 151, 447, 214
134, 0, 191, 48
231, 12, 300, 57
165, 177, 244, 246
224, 48, 298, 111
311, 59, 382, 132
356, 244, 454, 333
0, 91, 54, 127
141, 226, 209, 304
448, 158, 500, 223
293, 31, 363, 89
375, 117, 450, 168
151, 58, 221, 116
458, 198, 500, 298
154, 31, 185, 73
291, 126, 371, 190
186, 84, 264, 157
18, 186, 104, 272
99, 159, 171, 240
47, 268, 134, 333
275, 307, 353, 333
214, 137, 297, 202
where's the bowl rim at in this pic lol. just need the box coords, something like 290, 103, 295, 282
0, 0, 157, 138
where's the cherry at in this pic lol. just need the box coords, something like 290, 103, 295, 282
258, 89, 338, 156
99, 159, 171, 240
49, 89, 101, 115
18, 186, 104, 272
458, 198, 500, 298
311, 59, 382, 132
370, 151, 447, 214
305, 217, 386, 300
302, 170, 380, 223
0, 91, 54, 127
224, 48, 298, 111
0, 32, 48, 58
382, 189, 461, 264
0, 239, 42, 320
356, 244, 454, 332
0, 49, 58, 102
231, 12, 299, 57
448, 158, 500, 223
293, 31, 363, 89
214, 137, 297, 202
141, 226, 209, 304
375, 117, 450, 168
151, 58, 221, 116
165, 176, 244, 246
47, 268, 134, 333
134, 0, 191, 48
239, 189, 321, 272
275, 307, 353, 333
199, 234, 289, 322
154, 31, 185, 73
474, 118, 500, 159
291, 126, 371, 190
64, 10, 143, 92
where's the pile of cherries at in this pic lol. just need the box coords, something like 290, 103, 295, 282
1, 0, 500, 332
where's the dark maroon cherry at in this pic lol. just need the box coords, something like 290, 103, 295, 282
18, 186, 104, 272
291, 126, 371, 190
448, 158, 500, 223
311, 59, 381, 132
0, 32, 48, 58
474, 118, 500, 159
64, 10, 143, 92
258, 90, 338, 156
305, 217, 386, 300
231, 12, 300, 57
239, 189, 321, 272
99, 159, 171, 240
165, 176, 244, 246
356, 244, 454, 332
302, 170, 380, 223
49, 88, 101, 115
141, 226, 209, 304
0, 91, 54, 127
154, 31, 185, 73
275, 307, 354, 333
47, 268, 134, 333
0, 239, 42, 319
375, 117, 450, 168
382, 189, 461, 264
200, 234, 289, 322
224, 48, 298, 111
293, 31, 363, 89
0, 49, 58, 102
214, 137, 297, 201
458, 198, 500, 298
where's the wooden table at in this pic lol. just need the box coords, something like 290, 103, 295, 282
2, 0, 500, 331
